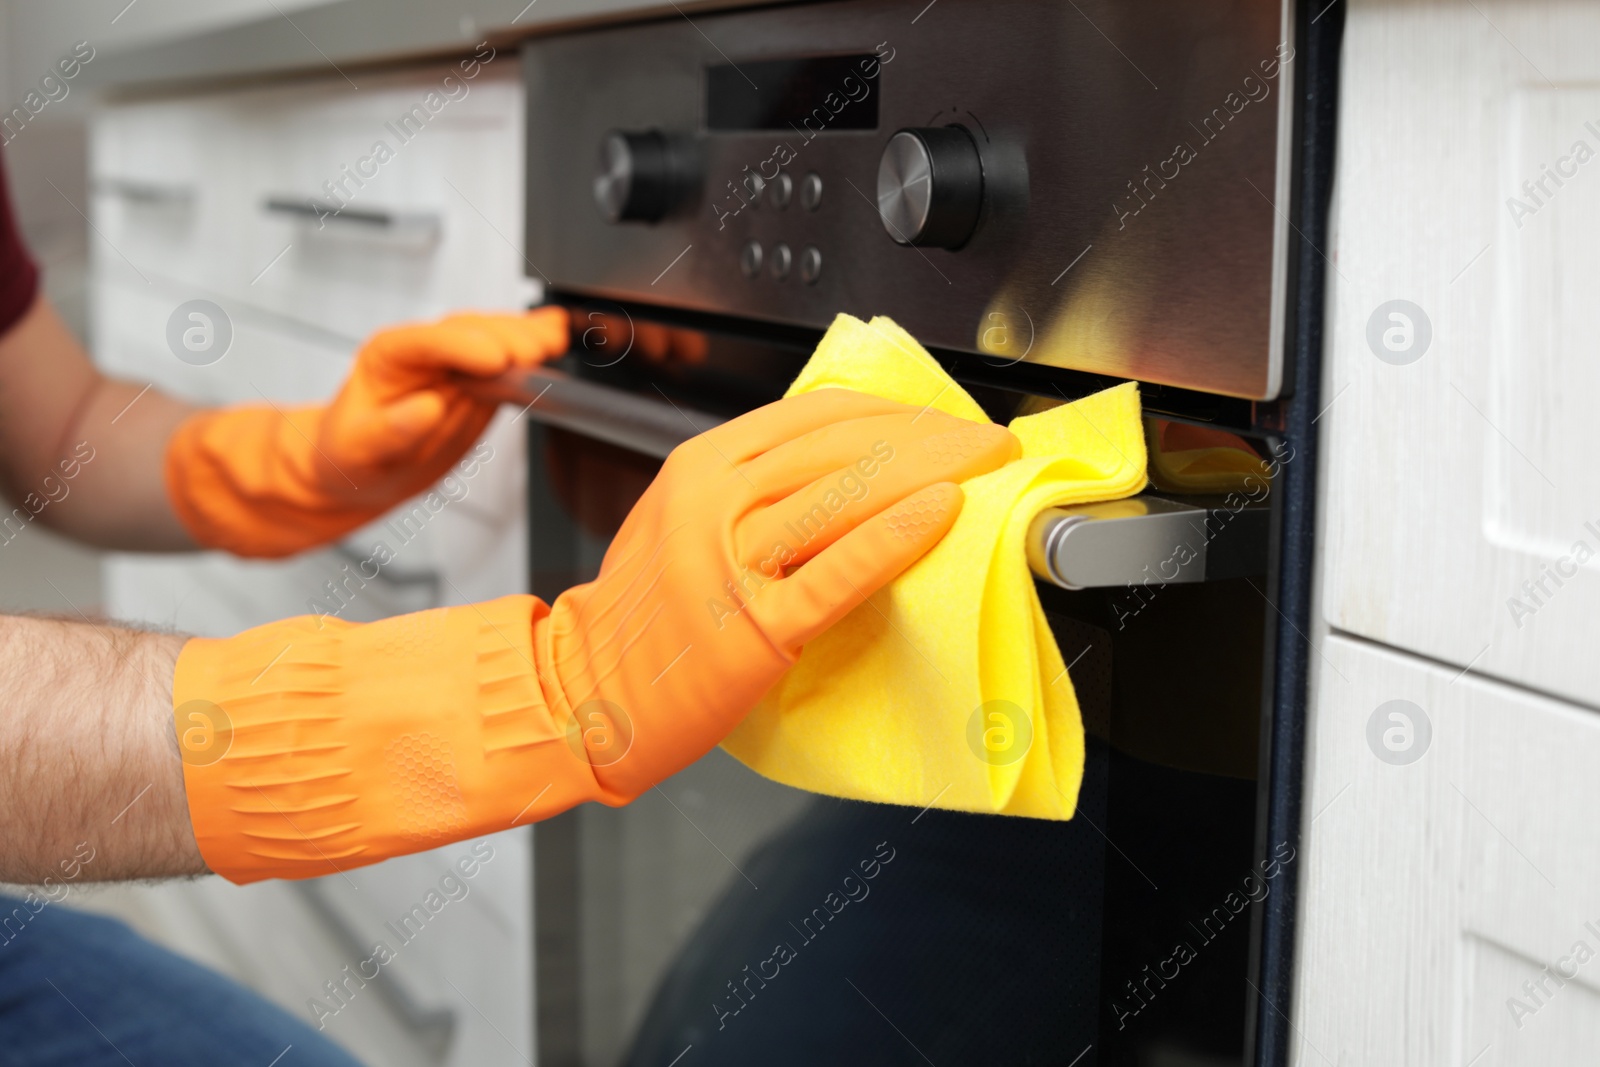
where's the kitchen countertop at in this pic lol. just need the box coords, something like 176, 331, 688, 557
87, 0, 785, 92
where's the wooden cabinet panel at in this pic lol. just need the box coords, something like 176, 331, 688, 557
1295, 634, 1600, 1065
1321, 0, 1600, 708
86, 63, 536, 1067
91, 61, 536, 343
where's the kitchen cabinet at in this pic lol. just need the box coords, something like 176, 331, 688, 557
1303, 3, 1600, 1060
92, 61, 535, 342
1320, 0, 1600, 710
85, 64, 536, 1067
1294, 633, 1600, 1066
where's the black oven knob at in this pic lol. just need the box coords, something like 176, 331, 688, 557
594, 130, 689, 224
876, 126, 984, 249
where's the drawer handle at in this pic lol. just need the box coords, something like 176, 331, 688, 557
93, 177, 196, 204
1027, 494, 1269, 590
263, 196, 442, 240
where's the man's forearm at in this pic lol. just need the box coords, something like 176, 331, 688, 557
0, 297, 197, 551
42, 372, 199, 550
1, 614, 204, 883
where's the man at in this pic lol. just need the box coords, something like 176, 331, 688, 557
0, 150, 1017, 1064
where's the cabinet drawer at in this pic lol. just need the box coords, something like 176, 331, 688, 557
92, 276, 354, 405
92, 60, 534, 343
1297, 633, 1600, 1065
90, 97, 240, 295
86, 47, 538, 1067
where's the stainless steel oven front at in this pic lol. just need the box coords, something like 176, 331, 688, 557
517, 1, 1319, 1064
524, 0, 1293, 400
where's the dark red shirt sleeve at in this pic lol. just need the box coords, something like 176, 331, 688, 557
0, 148, 40, 337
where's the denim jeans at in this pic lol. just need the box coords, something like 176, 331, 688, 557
0, 896, 365, 1066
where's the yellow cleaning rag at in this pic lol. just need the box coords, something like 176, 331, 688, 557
722, 314, 1147, 819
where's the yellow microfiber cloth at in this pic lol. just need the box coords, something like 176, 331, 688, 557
721, 314, 1147, 819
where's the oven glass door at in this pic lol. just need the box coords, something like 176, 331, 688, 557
525, 323, 1266, 1067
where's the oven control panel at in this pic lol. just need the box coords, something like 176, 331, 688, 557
524, 0, 1293, 399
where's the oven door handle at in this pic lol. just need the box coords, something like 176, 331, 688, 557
1027, 494, 1270, 590
498, 369, 1269, 588
502, 365, 727, 460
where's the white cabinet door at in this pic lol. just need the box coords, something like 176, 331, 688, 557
80, 831, 532, 1067
1295, 633, 1600, 1066
1321, 0, 1600, 709
238, 61, 536, 338
88, 98, 237, 294
87, 62, 536, 1067
91, 61, 537, 343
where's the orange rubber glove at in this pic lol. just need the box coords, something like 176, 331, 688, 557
164, 307, 570, 558
172, 389, 1020, 883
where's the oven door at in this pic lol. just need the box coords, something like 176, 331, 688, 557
520, 309, 1273, 1067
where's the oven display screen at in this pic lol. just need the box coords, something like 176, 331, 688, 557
706, 55, 881, 132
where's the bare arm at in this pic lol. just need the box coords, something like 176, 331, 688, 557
0, 614, 203, 882
0, 295, 197, 551
0, 296, 206, 879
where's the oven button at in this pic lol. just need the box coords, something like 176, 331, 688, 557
770, 242, 793, 280
740, 240, 764, 278
594, 129, 693, 224
799, 245, 822, 285
769, 171, 794, 210
876, 126, 984, 249
742, 170, 765, 207
799, 172, 823, 212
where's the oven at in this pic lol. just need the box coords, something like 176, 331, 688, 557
514, 1, 1339, 1064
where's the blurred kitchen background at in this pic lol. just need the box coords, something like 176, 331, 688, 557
0, 0, 518, 617
0, 4, 543, 1064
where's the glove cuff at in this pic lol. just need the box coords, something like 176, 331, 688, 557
174, 595, 601, 883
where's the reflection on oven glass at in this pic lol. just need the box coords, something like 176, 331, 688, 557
576, 311, 709, 370
1147, 420, 1272, 497
597, 596, 1261, 1067
619, 755, 1109, 1067
544, 426, 659, 542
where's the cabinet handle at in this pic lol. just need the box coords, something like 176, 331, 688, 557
93, 177, 196, 204
263, 196, 442, 239
1027, 494, 1269, 590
